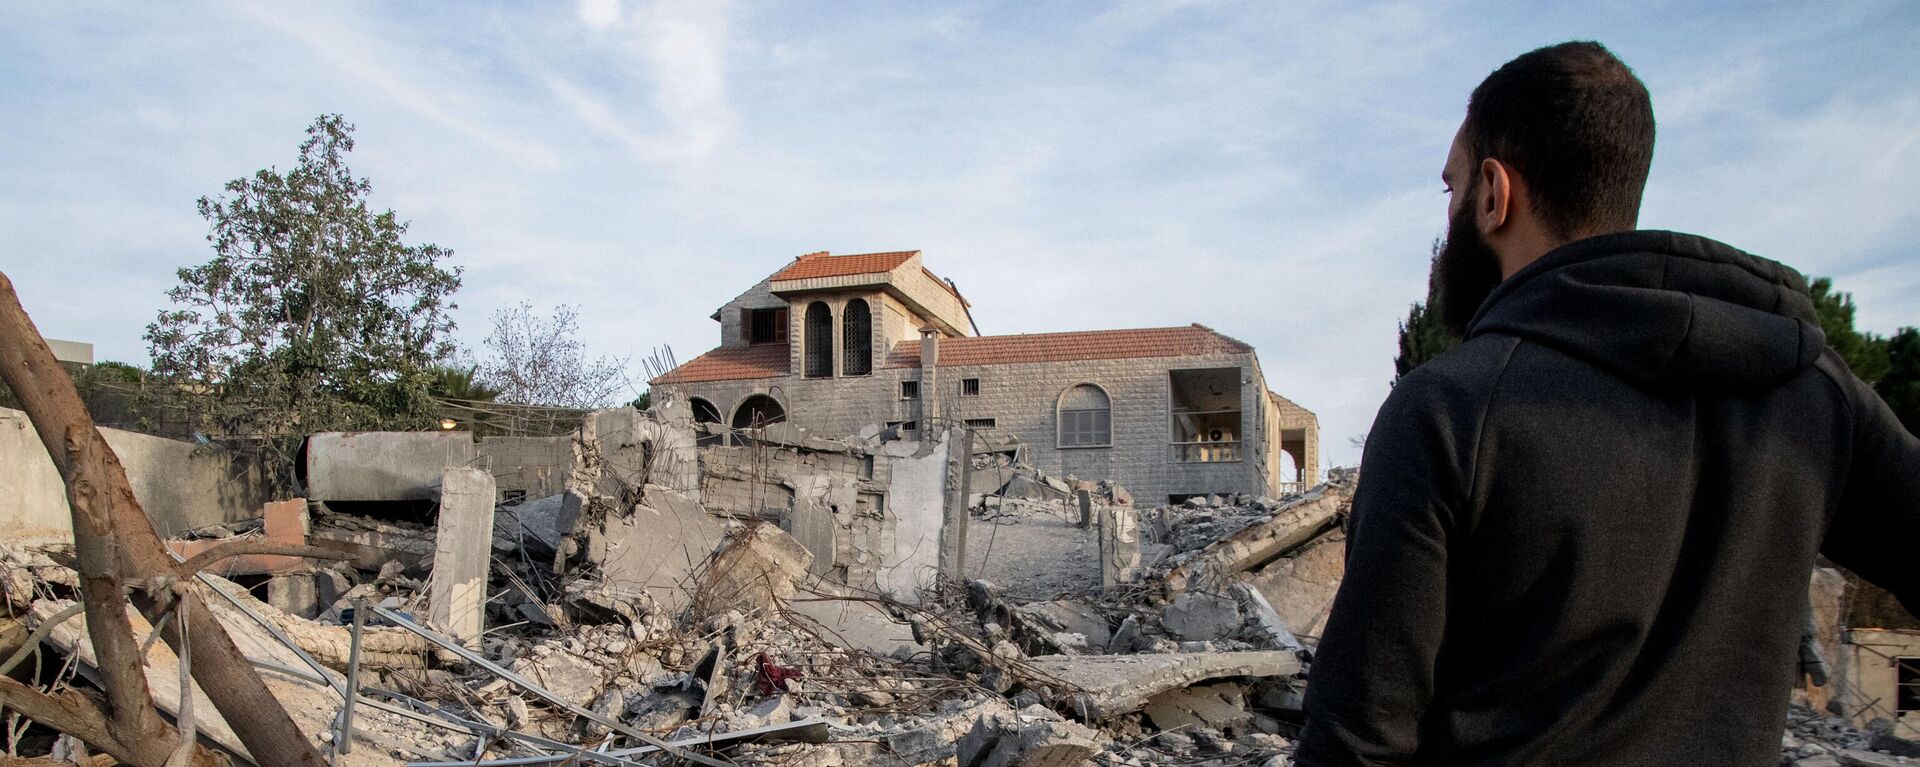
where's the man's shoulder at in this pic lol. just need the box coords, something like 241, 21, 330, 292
1391, 333, 1521, 411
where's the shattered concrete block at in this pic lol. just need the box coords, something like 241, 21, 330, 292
1162, 592, 1243, 642
511, 647, 604, 709
1015, 601, 1112, 649
1023, 651, 1303, 720
1142, 682, 1252, 734
1107, 615, 1144, 653
959, 711, 1100, 767
698, 522, 815, 616
429, 468, 496, 645
1837, 751, 1914, 767
1232, 583, 1302, 651
267, 572, 320, 619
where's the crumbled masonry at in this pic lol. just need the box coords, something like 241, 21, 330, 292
0, 397, 1911, 765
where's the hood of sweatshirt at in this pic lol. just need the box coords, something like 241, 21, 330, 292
1469, 230, 1826, 392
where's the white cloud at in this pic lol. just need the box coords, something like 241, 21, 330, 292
578, 0, 622, 31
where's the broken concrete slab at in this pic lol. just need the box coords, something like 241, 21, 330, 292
788, 581, 921, 656
1014, 601, 1111, 649
696, 521, 814, 617
1232, 583, 1303, 651
1162, 486, 1346, 594
1142, 682, 1252, 734
1022, 651, 1303, 720
305, 430, 476, 501
1162, 592, 1243, 642
958, 710, 1100, 767
588, 489, 729, 613
430, 467, 496, 644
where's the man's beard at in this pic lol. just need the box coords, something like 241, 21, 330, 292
1431, 188, 1503, 338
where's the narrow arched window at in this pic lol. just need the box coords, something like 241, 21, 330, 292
804, 301, 833, 378
842, 299, 872, 376
1058, 384, 1112, 448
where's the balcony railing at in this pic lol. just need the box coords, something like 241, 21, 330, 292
1172, 440, 1242, 463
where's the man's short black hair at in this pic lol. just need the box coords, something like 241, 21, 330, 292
1464, 41, 1655, 239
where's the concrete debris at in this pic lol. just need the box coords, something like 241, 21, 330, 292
0, 397, 1861, 767
1142, 683, 1253, 735
1161, 593, 1243, 643
1023, 651, 1304, 720
694, 521, 815, 617
959, 710, 1101, 767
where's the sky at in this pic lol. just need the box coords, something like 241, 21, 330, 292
3, 1, 1918, 467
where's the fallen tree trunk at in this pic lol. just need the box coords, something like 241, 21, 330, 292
0, 271, 323, 766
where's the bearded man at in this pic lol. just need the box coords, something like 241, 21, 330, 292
1296, 41, 1918, 765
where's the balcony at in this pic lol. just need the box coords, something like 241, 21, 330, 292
1172, 440, 1242, 463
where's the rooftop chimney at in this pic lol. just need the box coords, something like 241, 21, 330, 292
920, 328, 940, 424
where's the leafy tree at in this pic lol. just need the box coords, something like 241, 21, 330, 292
477, 302, 629, 409
1809, 277, 1891, 384
1877, 327, 1920, 435
426, 364, 501, 402
631, 390, 652, 411
146, 114, 461, 492
1393, 240, 1459, 384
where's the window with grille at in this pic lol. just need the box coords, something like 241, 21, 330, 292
961, 378, 981, 396
1058, 384, 1111, 448
964, 418, 996, 429
1899, 657, 1920, 714
900, 380, 919, 399
803, 302, 833, 378
842, 299, 872, 376
743, 307, 788, 344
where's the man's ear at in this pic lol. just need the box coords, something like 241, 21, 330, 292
1478, 157, 1513, 233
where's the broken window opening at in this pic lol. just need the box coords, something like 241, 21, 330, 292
744, 307, 788, 345
964, 417, 996, 429
961, 377, 981, 397
1169, 368, 1243, 463
731, 394, 787, 431
1899, 657, 1920, 714
1058, 383, 1111, 448
691, 396, 725, 447
842, 299, 873, 376
900, 380, 919, 399
804, 302, 833, 378
886, 420, 918, 437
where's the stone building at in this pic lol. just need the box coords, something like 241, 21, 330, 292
650, 250, 1319, 504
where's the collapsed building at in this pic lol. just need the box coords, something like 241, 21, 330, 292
0, 379, 1363, 765
2, 337, 1916, 765
648, 249, 1321, 504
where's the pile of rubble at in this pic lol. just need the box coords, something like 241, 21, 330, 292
1781, 704, 1920, 766
5, 380, 1897, 767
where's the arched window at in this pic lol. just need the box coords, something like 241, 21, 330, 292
842, 299, 872, 376
804, 302, 833, 378
1057, 384, 1112, 448
690, 397, 724, 447
731, 394, 786, 429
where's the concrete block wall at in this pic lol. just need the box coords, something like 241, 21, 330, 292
476, 436, 570, 500
0, 407, 270, 540
660, 350, 1288, 504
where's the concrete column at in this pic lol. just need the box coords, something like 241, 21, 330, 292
1099, 503, 1141, 587
941, 427, 973, 580
431, 468, 496, 645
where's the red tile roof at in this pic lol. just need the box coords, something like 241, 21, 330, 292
651, 343, 790, 385
770, 251, 918, 281
886, 324, 1251, 368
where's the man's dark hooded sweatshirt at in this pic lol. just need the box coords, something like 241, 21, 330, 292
1296, 231, 1920, 766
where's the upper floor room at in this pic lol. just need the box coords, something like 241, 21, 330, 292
713, 251, 976, 358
